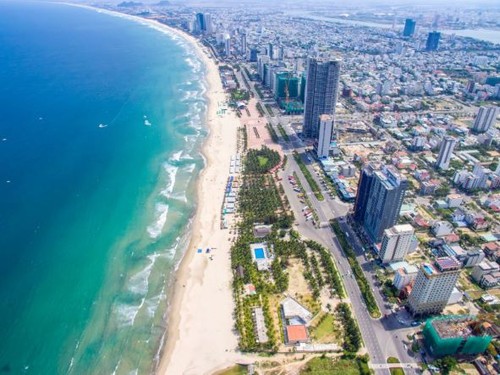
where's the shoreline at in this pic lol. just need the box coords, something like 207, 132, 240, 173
153, 25, 241, 375
60, 4, 241, 373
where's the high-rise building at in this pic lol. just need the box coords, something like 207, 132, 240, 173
195, 13, 212, 34
435, 136, 457, 170
379, 224, 415, 263
303, 57, 341, 138
403, 19, 416, 37
353, 164, 408, 243
195, 13, 205, 32
407, 257, 461, 316
278, 46, 285, 61
472, 106, 498, 133
240, 33, 247, 56
204, 14, 213, 34
426, 31, 441, 51
422, 316, 493, 358
224, 34, 231, 56
316, 115, 334, 158
249, 48, 259, 62
268, 43, 274, 59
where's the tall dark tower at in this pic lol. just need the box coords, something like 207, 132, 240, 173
403, 19, 416, 37
196, 13, 205, 32
302, 57, 341, 138
353, 164, 408, 243
426, 32, 441, 51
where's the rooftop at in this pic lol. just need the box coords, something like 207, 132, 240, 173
281, 296, 312, 324
431, 316, 488, 340
286, 325, 309, 343
435, 256, 461, 272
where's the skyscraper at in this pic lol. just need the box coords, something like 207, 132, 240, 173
379, 224, 415, 264
472, 106, 498, 133
407, 257, 461, 316
403, 19, 416, 37
240, 33, 247, 56
353, 164, 408, 243
268, 43, 274, 59
195, 13, 212, 34
224, 34, 231, 56
195, 13, 205, 32
316, 115, 334, 158
426, 31, 441, 51
204, 14, 213, 34
435, 136, 457, 170
303, 57, 341, 138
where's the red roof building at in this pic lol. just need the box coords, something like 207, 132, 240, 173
285, 325, 309, 345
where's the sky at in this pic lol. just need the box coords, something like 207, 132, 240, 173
69, 0, 500, 5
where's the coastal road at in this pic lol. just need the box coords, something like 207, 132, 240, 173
274, 119, 420, 374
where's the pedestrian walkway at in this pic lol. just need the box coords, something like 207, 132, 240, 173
369, 362, 420, 369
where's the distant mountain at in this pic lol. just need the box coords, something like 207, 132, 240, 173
156, 1, 172, 5
117, 1, 143, 7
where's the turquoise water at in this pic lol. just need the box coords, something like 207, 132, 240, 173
254, 248, 265, 259
0, 3, 206, 374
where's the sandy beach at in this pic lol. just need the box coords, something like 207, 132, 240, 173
153, 25, 243, 375
64, 5, 243, 373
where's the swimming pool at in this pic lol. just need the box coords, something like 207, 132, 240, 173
254, 248, 265, 259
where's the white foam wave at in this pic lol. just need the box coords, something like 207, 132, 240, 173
169, 193, 188, 203
160, 163, 178, 198
165, 236, 181, 260
115, 299, 144, 327
145, 292, 166, 318
185, 57, 202, 73
169, 150, 183, 162
184, 163, 196, 174
147, 203, 169, 239
112, 360, 121, 375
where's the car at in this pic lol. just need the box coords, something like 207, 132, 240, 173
411, 321, 421, 327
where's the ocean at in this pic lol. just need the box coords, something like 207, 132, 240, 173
0, 2, 206, 374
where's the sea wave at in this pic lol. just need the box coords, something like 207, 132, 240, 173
184, 163, 196, 174
159, 162, 178, 198
115, 299, 145, 327
128, 252, 163, 296
146, 203, 169, 239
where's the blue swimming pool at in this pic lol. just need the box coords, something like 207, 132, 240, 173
254, 248, 265, 259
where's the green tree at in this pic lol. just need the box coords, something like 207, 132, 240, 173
433, 356, 458, 375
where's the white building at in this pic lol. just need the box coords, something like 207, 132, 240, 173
435, 136, 457, 170
447, 287, 463, 305
431, 221, 453, 237
471, 260, 500, 285
393, 264, 419, 290
224, 34, 231, 56
316, 114, 334, 158
472, 106, 498, 133
379, 224, 415, 264
446, 194, 463, 208
407, 257, 461, 316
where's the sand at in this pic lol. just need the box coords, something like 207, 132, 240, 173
145, 21, 244, 375
154, 28, 245, 375
64, 5, 247, 373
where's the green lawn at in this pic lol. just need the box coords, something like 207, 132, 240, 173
215, 365, 247, 375
310, 314, 340, 343
390, 369, 405, 375
258, 155, 269, 167
301, 357, 361, 375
